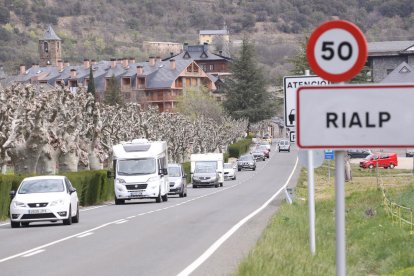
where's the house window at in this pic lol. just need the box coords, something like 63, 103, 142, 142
209, 64, 214, 71
386, 69, 393, 75
43, 42, 49, 53
200, 64, 207, 71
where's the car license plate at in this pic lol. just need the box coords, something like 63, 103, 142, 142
130, 191, 143, 197
28, 209, 47, 214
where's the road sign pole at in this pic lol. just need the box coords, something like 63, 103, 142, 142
307, 150, 316, 254
335, 150, 346, 276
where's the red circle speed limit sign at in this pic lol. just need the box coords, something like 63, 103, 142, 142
307, 20, 367, 83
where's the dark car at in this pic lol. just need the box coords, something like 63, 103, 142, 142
251, 149, 266, 161
237, 154, 256, 171
406, 149, 414, 157
347, 149, 372, 158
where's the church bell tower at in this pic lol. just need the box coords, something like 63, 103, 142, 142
38, 25, 62, 66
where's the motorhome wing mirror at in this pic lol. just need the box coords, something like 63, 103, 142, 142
160, 168, 168, 175
107, 171, 113, 178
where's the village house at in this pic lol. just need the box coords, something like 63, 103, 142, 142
367, 40, 414, 82
9, 26, 232, 112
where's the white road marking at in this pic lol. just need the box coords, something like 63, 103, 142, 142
0, 162, 271, 263
80, 204, 112, 212
77, 232, 94, 238
22, 250, 45, 257
115, 220, 128, 224
127, 216, 136, 219
0, 218, 125, 263
177, 158, 299, 276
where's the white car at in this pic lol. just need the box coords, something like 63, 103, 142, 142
9, 175, 79, 228
278, 139, 291, 152
223, 162, 237, 180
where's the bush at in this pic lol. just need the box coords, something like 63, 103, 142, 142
228, 138, 252, 158
182, 162, 191, 184
0, 171, 114, 220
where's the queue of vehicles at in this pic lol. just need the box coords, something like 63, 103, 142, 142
8, 137, 288, 228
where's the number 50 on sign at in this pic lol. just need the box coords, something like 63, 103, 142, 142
307, 20, 367, 83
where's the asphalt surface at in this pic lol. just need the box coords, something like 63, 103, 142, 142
0, 146, 300, 276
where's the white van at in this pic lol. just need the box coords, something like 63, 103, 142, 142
111, 139, 169, 204
190, 153, 224, 188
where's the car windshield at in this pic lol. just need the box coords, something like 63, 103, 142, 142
168, 167, 181, 177
18, 179, 65, 194
195, 161, 217, 173
118, 158, 156, 175
239, 155, 252, 161
258, 145, 267, 150
224, 163, 233, 169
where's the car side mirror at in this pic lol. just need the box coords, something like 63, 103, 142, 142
162, 168, 168, 175
69, 188, 77, 194
9, 190, 16, 200
107, 171, 113, 178
182, 174, 186, 178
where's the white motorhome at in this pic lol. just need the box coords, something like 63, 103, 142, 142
111, 139, 169, 204
190, 153, 224, 188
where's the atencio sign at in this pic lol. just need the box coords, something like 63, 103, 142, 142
307, 20, 367, 83
296, 84, 414, 149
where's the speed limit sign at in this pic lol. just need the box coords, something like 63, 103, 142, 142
307, 20, 367, 83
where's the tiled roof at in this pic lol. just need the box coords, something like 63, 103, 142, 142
380, 62, 414, 83
200, 30, 228, 35
368, 41, 414, 55
42, 25, 61, 41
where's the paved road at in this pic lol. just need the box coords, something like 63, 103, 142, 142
0, 146, 299, 276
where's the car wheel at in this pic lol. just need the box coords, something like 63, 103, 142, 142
11, 221, 20, 228
368, 164, 374, 169
156, 189, 162, 203
72, 204, 79, 223
233, 176, 236, 180
21, 222, 29, 227
389, 163, 395, 169
179, 189, 184, 197
63, 206, 72, 225
220, 183, 223, 187
162, 192, 168, 202
115, 198, 125, 205
253, 167, 256, 171
238, 168, 241, 171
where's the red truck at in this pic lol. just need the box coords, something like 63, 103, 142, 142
359, 152, 398, 169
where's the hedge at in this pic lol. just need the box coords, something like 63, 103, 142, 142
227, 138, 252, 158
0, 170, 114, 220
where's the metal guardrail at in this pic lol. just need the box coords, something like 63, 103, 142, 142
378, 174, 414, 235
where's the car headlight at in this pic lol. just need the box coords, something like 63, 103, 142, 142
50, 199, 65, 206
249, 162, 254, 165
193, 176, 199, 180
13, 201, 26, 207
116, 178, 126, 184
147, 176, 159, 189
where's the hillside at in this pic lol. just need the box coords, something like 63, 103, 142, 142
0, 0, 413, 85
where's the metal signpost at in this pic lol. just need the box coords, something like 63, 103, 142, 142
304, 20, 368, 276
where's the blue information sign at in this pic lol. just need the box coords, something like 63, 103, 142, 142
325, 150, 334, 160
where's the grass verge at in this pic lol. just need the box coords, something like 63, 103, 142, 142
234, 163, 414, 275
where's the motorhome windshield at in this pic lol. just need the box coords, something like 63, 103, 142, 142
194, 161, 217, 173
118, 158, 156, 175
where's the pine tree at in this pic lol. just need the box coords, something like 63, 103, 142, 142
104, 75, 123, 106
223, 37, 275, 128
87, 66, 96, 96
